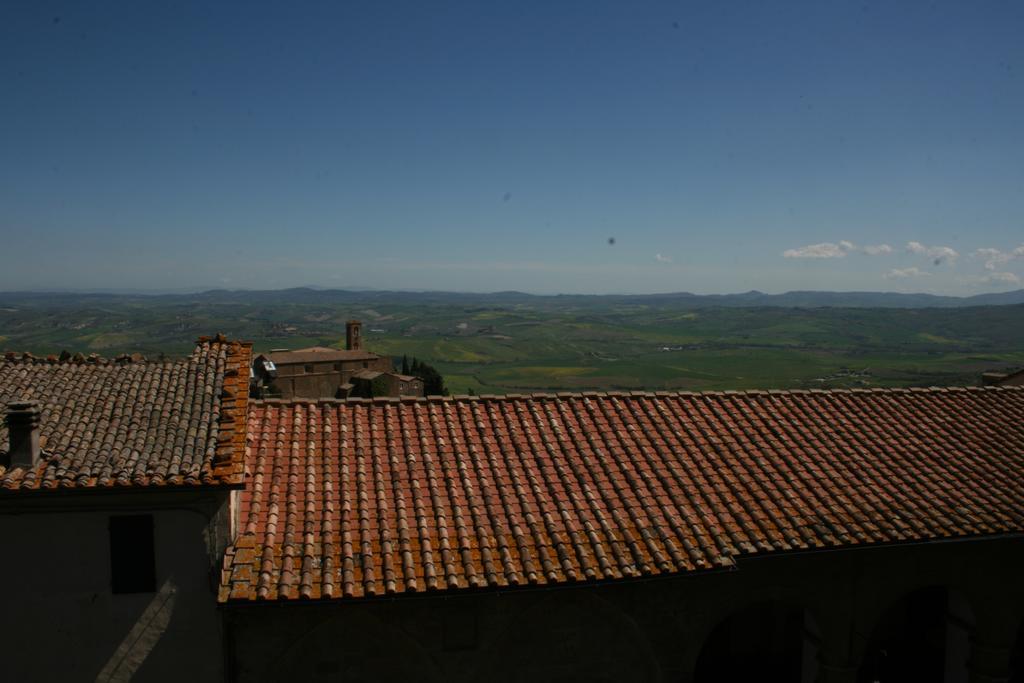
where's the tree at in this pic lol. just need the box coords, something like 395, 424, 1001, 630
401, 354, 410, 375
409, 357, 448, 396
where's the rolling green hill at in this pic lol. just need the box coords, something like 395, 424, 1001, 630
1, 290, 1022, 394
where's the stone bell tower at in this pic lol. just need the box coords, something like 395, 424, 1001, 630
345, 320, 363, 351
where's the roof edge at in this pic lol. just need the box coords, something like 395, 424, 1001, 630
246, 383, 1024, 408
208, 336, 253, 486
217, 530, 1024, 606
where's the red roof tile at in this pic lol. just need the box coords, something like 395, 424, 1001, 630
264, 348, 380, 364
0, 336, 251, 491
221, 387, 1024, 602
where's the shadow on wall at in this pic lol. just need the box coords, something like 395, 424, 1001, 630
1013, 618, 1024, 683
856, 586, 971, 683
96, 578, 178, 682
260, 589, 659, 683
265, 606, 442, 683
693, 601, 820, 683
475, 590, 659, 683
0, 506, 223, 683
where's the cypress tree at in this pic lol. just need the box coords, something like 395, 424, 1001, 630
407, 358, 448, 396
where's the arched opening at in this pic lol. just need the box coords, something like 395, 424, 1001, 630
857, 586, 972, 683
694, 601, 820, 683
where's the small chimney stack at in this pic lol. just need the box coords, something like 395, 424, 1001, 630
4, 401, 42, 470
346, 320, 363, 351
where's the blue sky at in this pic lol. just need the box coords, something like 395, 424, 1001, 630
2, 1, 1022, 294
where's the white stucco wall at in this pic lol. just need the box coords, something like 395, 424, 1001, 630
0, 491, 232, 683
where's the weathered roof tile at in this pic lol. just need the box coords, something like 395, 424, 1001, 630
0, 336, 251, 492
222, 386, 1024, 602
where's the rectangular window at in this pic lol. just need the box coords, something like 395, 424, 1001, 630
333, 363, 342, 371
109, 515, 156, 594
362, 361, 368, 368
304, 364, 314, 374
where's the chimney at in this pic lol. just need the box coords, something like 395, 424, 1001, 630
4, 401, 42, 470
346, 320, 363, 351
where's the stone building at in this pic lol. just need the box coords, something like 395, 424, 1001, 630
983, 368, 1024, 387
344, 368, 423, 398
250, 320, 422, 399
222, 388, 1024, 683
0, 336, 251, 682
3, 338, 1024, 682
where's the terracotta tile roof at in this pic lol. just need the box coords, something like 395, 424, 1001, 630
353, 371, 419, 382
0, 336, 251, 492
985, 368, 1024, 386
264, 348, 380, 364
352, 370, 383, 380
221, 387, 1024, 603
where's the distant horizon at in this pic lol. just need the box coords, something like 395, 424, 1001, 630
2, 283, 1022, 300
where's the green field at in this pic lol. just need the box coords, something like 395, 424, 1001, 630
1, 290, 1022, 394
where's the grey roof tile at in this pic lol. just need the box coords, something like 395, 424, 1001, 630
0, 336, 251, 492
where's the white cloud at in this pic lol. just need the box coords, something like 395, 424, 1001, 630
973, 245, 1024, 270
783, 242, 852, 259
655, 253, 672, 263
906, 241, 958, 265
982, 271, 1021, 285
884, 267, 929, 279
960, 271, 1021, 287
783, 240, 895, 259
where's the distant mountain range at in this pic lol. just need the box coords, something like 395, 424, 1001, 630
2, 287, 1024, 309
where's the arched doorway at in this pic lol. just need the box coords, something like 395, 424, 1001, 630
857, 586, 972, 683
694, 601, 820, 683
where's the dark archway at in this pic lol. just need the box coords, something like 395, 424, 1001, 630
694, 601, 819, 683
857, 586, 971, 683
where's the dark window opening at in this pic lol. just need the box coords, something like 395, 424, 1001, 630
109, 514, 156, 594
304, 364, 314, 373
333, 363, 342, 371
362, 361, 368, 368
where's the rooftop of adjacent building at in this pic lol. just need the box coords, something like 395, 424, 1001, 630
260, 346, 381, 365
0, 335, 251, 492
350, 369, 419, 382
982, 368, 1024, 386
2, 335, 1022, 608
221, 384, 1024, 602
